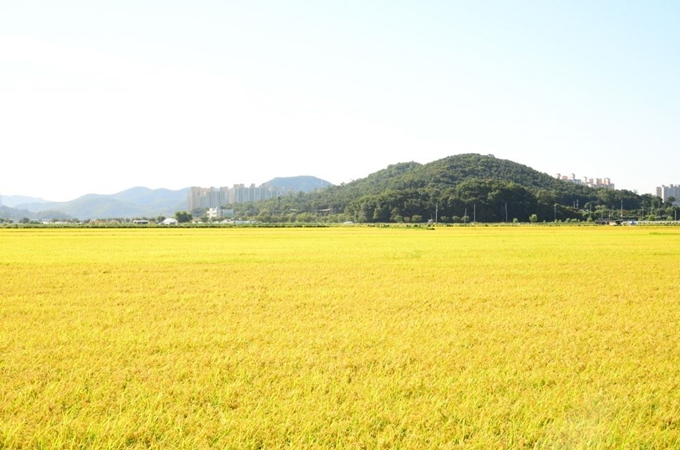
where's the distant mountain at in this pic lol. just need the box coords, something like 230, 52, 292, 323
0, 204, 32, 221
262, 176, 332, 193
0, 204, 73, 222
1, 194, 49, 208
15, 187, 189, 220
109, 186, 189, 208
3, 160, 651, 223
6, 179, 335, 220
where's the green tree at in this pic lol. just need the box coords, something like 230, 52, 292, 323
175, 211, 193, 223
390, 207, 403, 223
257, 209, 273, 223
296, 212, 316, 223
529, 214, 538, 223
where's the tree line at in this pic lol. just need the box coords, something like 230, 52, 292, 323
186, 155, 678, 224
187, 179, 675, 224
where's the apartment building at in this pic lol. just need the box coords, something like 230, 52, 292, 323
187, 187, 229, 211
188, 184, 291, 210
656, 184, 680, 203
556, 173, 615, 189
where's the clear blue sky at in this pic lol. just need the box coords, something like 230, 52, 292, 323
1, 1, 678, 201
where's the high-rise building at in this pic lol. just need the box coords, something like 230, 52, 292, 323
555, 173, 615, 189
188, 184, 291, 210
187, 187, 229, 211
656, 184, 680, 203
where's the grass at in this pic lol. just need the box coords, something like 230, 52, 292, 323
1, 227, 680, 448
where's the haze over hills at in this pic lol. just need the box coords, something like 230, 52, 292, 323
7, 187, 189, 221
0, 195, 50, 208
1, 176, 333, 220
262, 176, 332, 192
0, 204, 74, 222
0, 156, 667, 222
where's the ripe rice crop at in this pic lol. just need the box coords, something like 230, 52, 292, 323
1, 227, 679, 448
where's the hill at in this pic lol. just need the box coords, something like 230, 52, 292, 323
0, 204, 74, 222
0, 195, 49, 208
2, 157, 662, 223
320, 154, 589, 200
262, 176, 332, 192
15, 187, 189, 220
236, 154, 653, 223
10, 180, 336, 220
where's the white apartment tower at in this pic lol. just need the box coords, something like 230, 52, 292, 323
187, 187, 229, 211
188, 184, 292, 210
656, 184, 680, 203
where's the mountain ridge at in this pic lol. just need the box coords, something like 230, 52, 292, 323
0, 156, 663, 222
10, 187, 190, 220
3, 177, 333, 220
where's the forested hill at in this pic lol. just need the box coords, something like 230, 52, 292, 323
262, 176, 331, 192
324, 153, 583, 199
232, 154, 660, 223
411, 154, 568, 190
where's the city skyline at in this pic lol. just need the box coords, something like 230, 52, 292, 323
187, 184, 294, 211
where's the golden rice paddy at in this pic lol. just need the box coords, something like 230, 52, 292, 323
1, 226, 679, 448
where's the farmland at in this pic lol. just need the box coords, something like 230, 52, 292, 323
1, 227, 680, 448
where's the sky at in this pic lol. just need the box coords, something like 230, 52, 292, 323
1, 1, 679, 201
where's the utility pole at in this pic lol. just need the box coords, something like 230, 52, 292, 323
505, 202, 508, 223
554, 203, 557, 222
435, 203, 438, 224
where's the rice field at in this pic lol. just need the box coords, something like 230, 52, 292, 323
1, 226, 680, 448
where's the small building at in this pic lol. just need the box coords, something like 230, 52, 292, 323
207, 207, 234, 219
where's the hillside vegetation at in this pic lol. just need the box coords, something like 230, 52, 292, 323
262, 175, 331, 192
230, 154, 664, 223
4, 187, 189, 221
